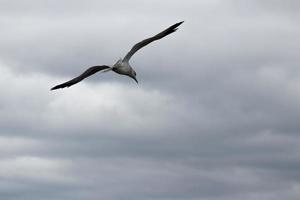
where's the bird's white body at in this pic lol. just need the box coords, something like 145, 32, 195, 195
112, 59, 132, 75
110, 59, 137, 83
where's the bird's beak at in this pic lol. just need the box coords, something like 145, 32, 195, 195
132, 76, 138, 84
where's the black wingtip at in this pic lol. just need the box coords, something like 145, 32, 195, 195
50, 86, 60, 90
164, 21, 184, 35
50, 84, 67, 90
173, 21, 184, 28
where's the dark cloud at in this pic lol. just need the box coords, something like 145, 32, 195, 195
0, 0, 300, 199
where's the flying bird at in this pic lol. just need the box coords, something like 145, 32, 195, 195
51, 21, 184, 90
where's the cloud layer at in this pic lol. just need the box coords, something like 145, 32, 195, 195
0, 0, 300, 199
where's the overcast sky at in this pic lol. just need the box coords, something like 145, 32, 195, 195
1, 0, 300, 199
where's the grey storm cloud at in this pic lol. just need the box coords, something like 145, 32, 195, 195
0, 0, 300, 200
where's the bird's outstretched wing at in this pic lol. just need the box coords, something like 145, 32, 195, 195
51, 65, 110, 90
123, 21, 184, 62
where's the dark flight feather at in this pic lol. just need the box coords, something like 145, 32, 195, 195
123, 21, 184, 62
51, 65, 110, 90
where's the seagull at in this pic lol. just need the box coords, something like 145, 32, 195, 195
51, 21, 184, 90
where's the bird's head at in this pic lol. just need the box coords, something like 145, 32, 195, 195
130, 70, 138, 84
